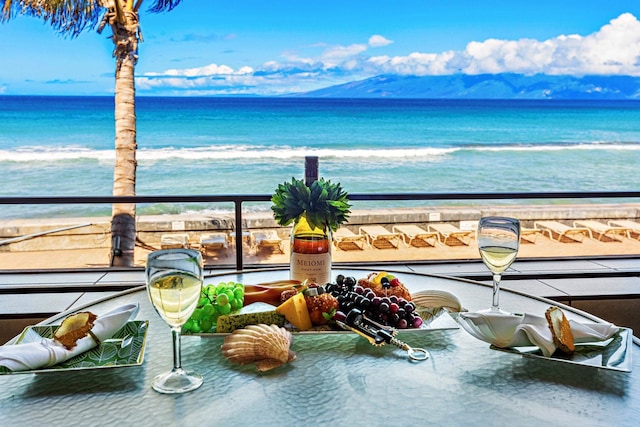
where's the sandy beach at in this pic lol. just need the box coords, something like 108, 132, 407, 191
1, 212, 639, 270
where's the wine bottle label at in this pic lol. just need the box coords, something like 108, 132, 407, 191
290, 252, 331, 284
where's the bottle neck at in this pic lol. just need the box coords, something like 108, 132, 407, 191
304, 156, 319, 186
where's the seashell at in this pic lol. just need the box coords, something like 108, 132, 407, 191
221, 324, 296, 372
411, 290, 465, 322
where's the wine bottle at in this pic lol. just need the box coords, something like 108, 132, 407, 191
290, 213, 332, 284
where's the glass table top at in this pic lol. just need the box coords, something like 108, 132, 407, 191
0, 267, 637, 426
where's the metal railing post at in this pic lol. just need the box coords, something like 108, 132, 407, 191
234, 199, 244, 270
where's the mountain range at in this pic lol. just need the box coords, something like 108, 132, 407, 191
300, 73, 640, 99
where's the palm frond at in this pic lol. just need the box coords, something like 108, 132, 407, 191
147, 0, 182, 13
1, 0, 184, 36
1, 0, 103, 36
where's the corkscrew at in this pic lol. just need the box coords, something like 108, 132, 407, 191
337, 308, 429, 361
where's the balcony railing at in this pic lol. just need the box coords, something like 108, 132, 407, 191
1, 191, 639, 270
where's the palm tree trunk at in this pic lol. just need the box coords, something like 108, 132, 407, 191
109, 3, 139, 267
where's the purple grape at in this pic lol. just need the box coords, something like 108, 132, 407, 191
379, 302, 390, 313
390, 313, 400, 324
333, 310, 347, 322
326, 275, 425, 329
343, 276, 356, 288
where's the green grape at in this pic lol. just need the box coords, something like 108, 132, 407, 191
189, 321, 202, 333
206, 285, 217, 300
184, 281, 245, 333
230, 298, 242, 311
218, 303, 232, 315
191, 307, 205, 321
200, 318, 213, 333
202, 303, 215, 317
183, 319, 196, 332
224, 289, 235, 302
217, 293, 229, 306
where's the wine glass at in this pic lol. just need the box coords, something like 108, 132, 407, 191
477, 216, 520, 313
146, 248, 204, 394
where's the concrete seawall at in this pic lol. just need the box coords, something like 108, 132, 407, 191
1, 203, 639, 253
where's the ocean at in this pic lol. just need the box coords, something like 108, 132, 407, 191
1, 96, 639, 219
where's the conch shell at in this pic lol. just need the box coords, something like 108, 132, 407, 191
411, 290, 465, 322
221, 324, 296, 372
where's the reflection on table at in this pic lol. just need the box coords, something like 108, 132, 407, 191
1, 267, 638, 426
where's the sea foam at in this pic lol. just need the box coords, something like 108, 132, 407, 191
2, 142, 638, 163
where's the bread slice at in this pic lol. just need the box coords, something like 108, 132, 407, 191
54, 311, 97, 349
545, 306, 575, 354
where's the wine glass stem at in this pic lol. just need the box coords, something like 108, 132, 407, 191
171, 327, 183, 371
492, 273, 501, 311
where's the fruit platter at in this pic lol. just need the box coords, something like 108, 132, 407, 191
182, 271, 463, 336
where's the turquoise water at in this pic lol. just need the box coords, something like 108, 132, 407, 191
1, 96, 639, 218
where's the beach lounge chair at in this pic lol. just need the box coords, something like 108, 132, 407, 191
573, 220, 629, 242
427, 223, 473, 246
391, 224, 437, 248
534, 221, 589, 243
358, 225, 402, 249
229, 230, 252, 248
459, 220, 479, 232
608, 219, 640, 240
199, 232, 229, 255
160, 233, 190, 249
520, 227, 539, 244
251, 230, 285, 254
333, 228, 366, 251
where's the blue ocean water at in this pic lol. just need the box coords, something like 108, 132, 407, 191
1, 96, 639, 218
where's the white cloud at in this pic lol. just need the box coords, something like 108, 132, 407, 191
375, 12, 640, 77
320, 43, 368, 67
137, 13, 640, 95
142, 64, 254, 78
369, 35, 393, 47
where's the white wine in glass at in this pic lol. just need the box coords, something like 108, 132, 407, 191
146, 248, 203, 394
477, 216, 520, 313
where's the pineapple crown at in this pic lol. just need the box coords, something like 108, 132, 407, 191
271, 177, 351, 232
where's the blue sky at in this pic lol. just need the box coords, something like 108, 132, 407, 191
1, 0, 640, 96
